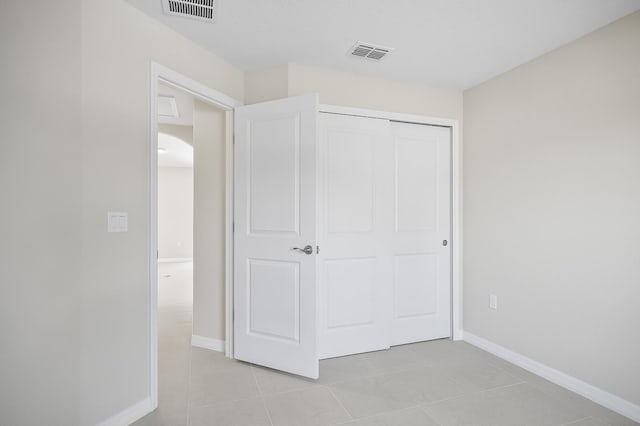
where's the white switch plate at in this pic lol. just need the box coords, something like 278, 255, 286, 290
108, 211, 128, 233
489, 294, 498, 310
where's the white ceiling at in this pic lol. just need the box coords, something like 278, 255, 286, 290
127, 0, 640, 89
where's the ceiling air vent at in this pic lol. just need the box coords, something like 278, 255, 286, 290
349, 42, 394, 61
162, 0, 216, 23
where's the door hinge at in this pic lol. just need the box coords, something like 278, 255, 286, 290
232, 222, 235, 233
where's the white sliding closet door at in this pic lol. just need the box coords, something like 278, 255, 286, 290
318, 113, 394, 359
390, 122, 451, 346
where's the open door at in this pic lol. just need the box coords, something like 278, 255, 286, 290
233, 94, 319, 378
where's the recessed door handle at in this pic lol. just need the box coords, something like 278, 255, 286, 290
292, 245, 313, 255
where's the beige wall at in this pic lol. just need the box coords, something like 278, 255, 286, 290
192, 100, 227, 342
158, 167, 194, 259
288, 63, 463, 120
80, 1, 242, 424
463, 11, 640, 406
244, 63, 463, 123
0, 2, 81, 425
244, 64, 289, 104
159, 123, 194, 146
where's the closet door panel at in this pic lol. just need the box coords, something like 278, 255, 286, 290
394, 253, 438, 319
325, 257, 376, 328
318, 114, 452, 358
391, 122, 451, 346
395, 137, 438, 233
318, 113, 393, 359
326, 130, 375, 233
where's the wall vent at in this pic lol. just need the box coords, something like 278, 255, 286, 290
349, 42, 394, 61
162, 0, 216, 23
158, 96, 179, 118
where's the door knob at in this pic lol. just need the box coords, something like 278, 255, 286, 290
292, 245, 313, 255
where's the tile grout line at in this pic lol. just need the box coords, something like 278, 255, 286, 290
251, 366, 265, 397
425, 393, 473, 407
185, 346, 194, 426
330, 404, 445, 426
324, 350, 524, 425
319, 360, 427, 388
251, 367, 275, 426
324, 384, 355, 422
186, 362, 268, 411
418, 380, 528, 413
416, 404, 444, 426
183, 287, 198, 426
188, 394, 269, 411
558, 416, 593, 426
480, 379, 527, 392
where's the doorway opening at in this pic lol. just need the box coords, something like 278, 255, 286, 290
155, 81, 195, 423
148, 63, 241, 413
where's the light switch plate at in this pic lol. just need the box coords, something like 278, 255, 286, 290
108, 212, 128, 233
489, 294, 498, 310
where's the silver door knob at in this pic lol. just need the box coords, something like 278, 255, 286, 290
292, 245, 313, 255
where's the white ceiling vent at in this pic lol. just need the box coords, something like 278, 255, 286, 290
162, 0, 216, 23
349, 42, 394, 61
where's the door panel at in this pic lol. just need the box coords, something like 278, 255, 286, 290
325, 257, 376, 328
394, 254, 438, 318
395, 137, 439, 232
318, 113, 393, 359
234, 94, 318, 378
248, 260, 300, 342
248, 115, 301, 234
326, 132, 375, 233
390, 122, 451, 346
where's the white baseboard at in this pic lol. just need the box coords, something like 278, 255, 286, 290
192, 335, 226, 352
158, 257, 192, 263
464, 331, 640, 423
97, 396, 154, 426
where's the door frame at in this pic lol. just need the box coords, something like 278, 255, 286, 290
318, 104, 463, 341
148, 62, 241, 409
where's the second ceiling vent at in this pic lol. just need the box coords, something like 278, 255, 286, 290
162, 0, 216, 23
349, 42, 394, 61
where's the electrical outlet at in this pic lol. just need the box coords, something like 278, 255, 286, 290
489, 294, 498, 310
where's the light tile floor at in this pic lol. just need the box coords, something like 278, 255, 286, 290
134, 262, 637, 426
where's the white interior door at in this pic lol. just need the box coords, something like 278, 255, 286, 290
390, 122, 451, 345
234, 94, 319, 378
318, 113, 394, 359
